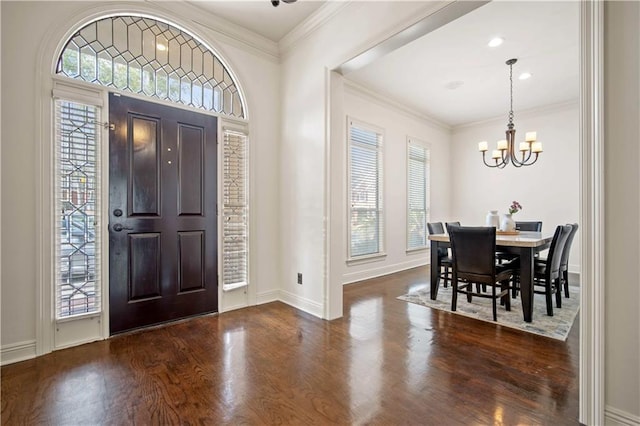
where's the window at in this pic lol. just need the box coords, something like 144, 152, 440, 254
407, 139, 430, 251
222, 128, 249, 290
55, 99, 101, 318
348, 119, 384, 259
56, 16, 245, 118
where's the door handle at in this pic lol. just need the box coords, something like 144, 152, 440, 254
111, 223, 134, 232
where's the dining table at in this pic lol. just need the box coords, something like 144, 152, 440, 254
428, 230, 553, 323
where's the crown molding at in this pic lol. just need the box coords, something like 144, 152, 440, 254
343, 79, 451, 132
279, 1, 351, 59
148, 0, 280, 62
452, 99, 580, 133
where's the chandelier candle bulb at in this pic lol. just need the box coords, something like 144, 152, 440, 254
519, 142, 530, 152
497, 139, 508, 150
532, 142, 543, 153
478, 141, 488, 152
492, 150, 501, 159
525, 131, 537, 142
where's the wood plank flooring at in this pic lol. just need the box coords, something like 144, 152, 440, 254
1, 266, 579, 425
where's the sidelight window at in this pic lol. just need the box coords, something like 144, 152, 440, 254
54, 99, 101, 318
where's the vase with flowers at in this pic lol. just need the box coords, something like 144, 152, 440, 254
500, 200, 522, 232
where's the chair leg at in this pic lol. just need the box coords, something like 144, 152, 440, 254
555, 278, 562, 309
545, 279, 554, 316
451, 279, 458, 312
563, 270, 570, 298
511, 274, 519, 299
443, 266, 449, 288
502, 280, 511, 312
491, 285, 497, 321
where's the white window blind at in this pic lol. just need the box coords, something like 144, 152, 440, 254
54, 99, 101, 318
222, 129, 249, 291
407, 140, 430, 250
348, 120, 384, 258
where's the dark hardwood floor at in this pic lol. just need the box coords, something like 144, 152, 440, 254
1, 266, 579, 425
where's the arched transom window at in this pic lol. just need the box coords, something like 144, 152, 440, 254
56, 15, 245, 118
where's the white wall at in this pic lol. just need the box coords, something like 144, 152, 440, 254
604, 2, 640, 423
339, 83, 450, 284
1, 1, 281, 358
280, 1, 448, 317
451, 102, 581, 272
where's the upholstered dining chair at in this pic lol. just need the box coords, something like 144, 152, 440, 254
515, 221, 543, 232
427, 222, 452, 288
533, 224, 573, 316
448, 226, 514, 321
445, 222, 461, 233
537, 223, 579, 298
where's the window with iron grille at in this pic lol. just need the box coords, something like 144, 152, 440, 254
407, 139, 430, 250
348, 119, 384, 259
54, 99, 101, 318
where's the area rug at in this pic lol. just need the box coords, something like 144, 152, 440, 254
397, 285, 579, 341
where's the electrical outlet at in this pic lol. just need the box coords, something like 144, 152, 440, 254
297, 273, 303, 285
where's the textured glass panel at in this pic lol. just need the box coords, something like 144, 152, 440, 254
142, 65, 155, 96
56, 16, 245, 117
97, 52, 113, 85
55, 100, 101, 317
129, 61, 142, 92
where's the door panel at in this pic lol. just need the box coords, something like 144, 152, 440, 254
109, 93, 218, 334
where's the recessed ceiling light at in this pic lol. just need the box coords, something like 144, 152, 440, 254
488, 37, 504, 48
519, 72, 532, 80
156, 43, 167, 51
445, 80, 464, 90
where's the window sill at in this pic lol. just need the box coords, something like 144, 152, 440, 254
406, 247, 428, 254
346, 253, 387, 266
223, 282, 248, 292
56, 311, 101, 324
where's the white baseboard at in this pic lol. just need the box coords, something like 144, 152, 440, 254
278, 289, 324, 318
1, 340, 36, 366
342, 258, 428, 285
605, 405, 640, 426
256, 289, 280, 305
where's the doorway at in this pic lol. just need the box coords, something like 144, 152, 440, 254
108, 93, 218, 333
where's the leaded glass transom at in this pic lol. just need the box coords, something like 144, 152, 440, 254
56, 16, 245, 118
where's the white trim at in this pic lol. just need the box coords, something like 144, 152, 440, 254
343, 258, 428, 286
36, 6, 254, 356
346, 253, 387, 266
344, 79, 451, 132
279, 2, 350, 58
605, 405, 640, 426
452, 99, 580, 132
579, 1, 605, 424
1, 340, 37, 366
278, 290, 324, 318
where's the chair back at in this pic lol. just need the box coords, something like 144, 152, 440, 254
445, 222, 461, 233
427, 222, 444, 235
449, 226, 496, 284
427, 222, 448, 259
547, 224, 573, 275
560, 223, 579, 269
515, 221, 542, 232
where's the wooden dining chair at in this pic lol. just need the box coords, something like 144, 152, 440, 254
427, 222, 452, 288
533, 224, 573, 316
449, 226, 514, 321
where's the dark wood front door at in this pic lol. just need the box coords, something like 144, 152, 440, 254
109, 93, 218, 334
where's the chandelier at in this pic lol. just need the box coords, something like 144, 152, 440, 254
478, 58, 542, 168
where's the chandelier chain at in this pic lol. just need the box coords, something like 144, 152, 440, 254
508, 61, 514, 128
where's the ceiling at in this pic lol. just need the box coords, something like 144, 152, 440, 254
188, 1, 579, 127
187, 0, 326, 42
